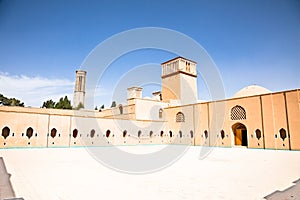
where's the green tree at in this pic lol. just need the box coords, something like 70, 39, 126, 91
42, 99, 56, 108
0, 94, 24, 107
111, 101, 116, 108
9, 98, 24, 107
75, 102, 84, 110
55, 96, 72, 109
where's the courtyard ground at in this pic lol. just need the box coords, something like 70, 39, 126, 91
1, 146, 300, 200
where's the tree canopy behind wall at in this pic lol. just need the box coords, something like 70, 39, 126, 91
0, 94, 25, 107
42, 96, 72, 110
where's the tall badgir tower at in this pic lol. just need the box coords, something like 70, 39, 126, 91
73, 70, 87, 108
161, 57, 198, 105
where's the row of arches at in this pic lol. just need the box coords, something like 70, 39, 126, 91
1, 126, 38, 139
72, 129, 97, 138
168, 130, 193, 138
1, 126, 61, 140
1, 126, 287, 141
1, 125, 289, 148
233, 124, 289, 147
71, 129, 194, 139
200, 124, 288, 147
232, 123, 288, 147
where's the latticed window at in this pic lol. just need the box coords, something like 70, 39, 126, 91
230, 105, 246, 120
176, 112, 185, 122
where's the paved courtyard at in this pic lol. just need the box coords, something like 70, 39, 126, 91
1, 146, 300, 200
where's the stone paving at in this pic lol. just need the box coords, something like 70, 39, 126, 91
1, 146, 300, 200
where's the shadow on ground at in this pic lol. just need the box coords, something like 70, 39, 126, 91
0, 157, 24, 200
265, 178, 300, 200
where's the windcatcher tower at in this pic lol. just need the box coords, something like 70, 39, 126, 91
73, 70, 87, 109
161, 57, 198, 105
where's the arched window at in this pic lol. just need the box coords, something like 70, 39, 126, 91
279, 128, 287, 141
1, 126, 10, 139
90, 129, 95, 138
169, 131, 173, 138
230, 105, 246, 120
138, 130, 142, 138
159, 108, 163, 119
160, 131, 164, 137
73, 129, 78, 138
176, 112, 185, 122
150, 131, 153, 138
106, 130, 111, 137
50, 128, 57, 138
255, 129, 261, 140
190, 130, 194, 138
26, 127, 33, 139
204, 130, 208, 139
220, 130, 225, 140
123, 130, 127, 138
179, 131, 182, 138
119, 104, 123, 114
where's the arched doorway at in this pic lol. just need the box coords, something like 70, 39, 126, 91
232, 123, 248, 147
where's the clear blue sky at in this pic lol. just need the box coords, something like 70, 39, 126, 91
0, 0, 299, 107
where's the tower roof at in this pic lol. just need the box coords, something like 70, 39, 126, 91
161, 56, 197, 65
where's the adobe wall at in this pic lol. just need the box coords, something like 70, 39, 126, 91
193, 96, 263, 149
194, 103, 209, 146
222, 96, 264, 149
162, 73, 181, 102
285, 90, 300, 150
261, 93, 289, 149
0, 110, 49, 148
163, 105, 195, 145
0, 106, 167, 148
180, 89, 299, 150
0, 89, 299, 150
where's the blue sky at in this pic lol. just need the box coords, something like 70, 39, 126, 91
0, 0, 299, 107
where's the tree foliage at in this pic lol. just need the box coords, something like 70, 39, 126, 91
0, 94, 24, 107
42, 99, 55, 108
55, 96, 72, 109
42, 96, 72, 110
75, 102, 84, 110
